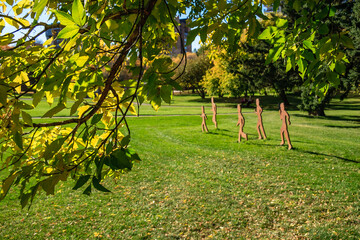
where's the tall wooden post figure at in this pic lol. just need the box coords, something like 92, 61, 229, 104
236, 104, 248, 142
279, 102, 293, 150
201, 106, 209, 132
255, 98, 267, 139
211, 97, 218, 128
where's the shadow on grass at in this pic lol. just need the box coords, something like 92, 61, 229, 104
297, 150, 360, 164
239, 141, 359, 164
325, 125, 360, 129
292, 114, 360, 123
206, 130, 234, 138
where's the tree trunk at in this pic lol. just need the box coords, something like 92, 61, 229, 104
313, 87, 336, 117
279, 89, 290, 106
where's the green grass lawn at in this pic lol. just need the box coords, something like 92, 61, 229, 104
0, 95, 359, 239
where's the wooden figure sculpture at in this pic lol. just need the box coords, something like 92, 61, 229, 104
255, 98, 267, 139
236, 104, 248, 142
279, 102, 293, 150
211, 97, 218, 128
201, 106, 209, 132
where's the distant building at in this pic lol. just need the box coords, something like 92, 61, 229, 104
172, 18, 192, 55
45, 28, 62, 47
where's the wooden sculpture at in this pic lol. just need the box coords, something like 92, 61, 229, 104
255, 98, 267, 139
201, 106, 209, 132
211, 97, 218, 128
236, 104, 248, 142
279, 102, 293, 150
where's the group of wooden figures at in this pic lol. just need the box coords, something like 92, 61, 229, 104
201, 97, 293, 150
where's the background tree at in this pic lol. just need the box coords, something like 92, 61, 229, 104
278, 0, 359, 115
175, 53, 212, 98
201, 55, 237, 98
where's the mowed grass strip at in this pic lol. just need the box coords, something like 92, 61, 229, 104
0, 96, 359, 239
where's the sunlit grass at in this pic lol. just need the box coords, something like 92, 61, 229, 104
0, 94, 359, 239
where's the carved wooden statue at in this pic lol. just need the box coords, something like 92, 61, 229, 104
255, 98, 267, 139
211, 97, 218, 128
236, 104, 248, 142
279, 102, 293, 150
201, 106, 209, 132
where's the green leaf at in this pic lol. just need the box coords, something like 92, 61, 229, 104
92, 177, 111, 193
293, 0, 301, 12
20, 193, 31, 209
21, 111, 33, 126
121, 135, 130, 147
316, 6, 329, 20
329, 6, 336, 17
340, 35, 354, 49
72, 0, 86, 26
273, 46, 284, 62
328, 71, 340, 86
275, 18, 287, 28
52, 10, 75, 26
70, 53, 89, 67
303, 50, 315, 61
33, 0, 48, 20
43, 138, 66, 160
83, 184, 91, 196
42, 103, 66, 118
303, 40, 315, 53
186, 28, 200, 46
128, 148, 141, 162
318, 24, 329, 35
41, 176, 60, 195
72, 175, 91, 190
0, 172, 19, 201
70, 99, 84, 116
57, 25, 79, 39
258, 28, 271, 40
13, 131, 23, 150
17, 101, 34, 110
105, 143, 113, 155
212, 28, 223, 45
32, 91, 44, 107
286, 58, 292, 72
160, 85, 172, 104
335, 61, 346, 75
265, 46, 282, 64
200, 25, 208, 44
273, 0, 280, 12
91, 113, 103, 125
105, 148, 132, 170
0, 85, 8, 106
59, 76, 72, 104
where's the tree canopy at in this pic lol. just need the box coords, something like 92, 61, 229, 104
0, 0, 353, 207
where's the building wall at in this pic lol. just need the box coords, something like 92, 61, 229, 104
172, 18, 192, 55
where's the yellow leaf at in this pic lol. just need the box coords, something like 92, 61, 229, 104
77, 105, 90, 118
4, 17, 19, 28
64, 33, 79, 51
13, 74, 22, 84
15, 18, 29, 27
101, 111, 113, 126
15, 85, 21, 94
45, 91, 54, 105
43, 37, 53, 46
20, 71, 29, 84
90, 136, 99, 147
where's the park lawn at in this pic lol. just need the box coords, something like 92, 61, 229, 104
0, 95, 359, 239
